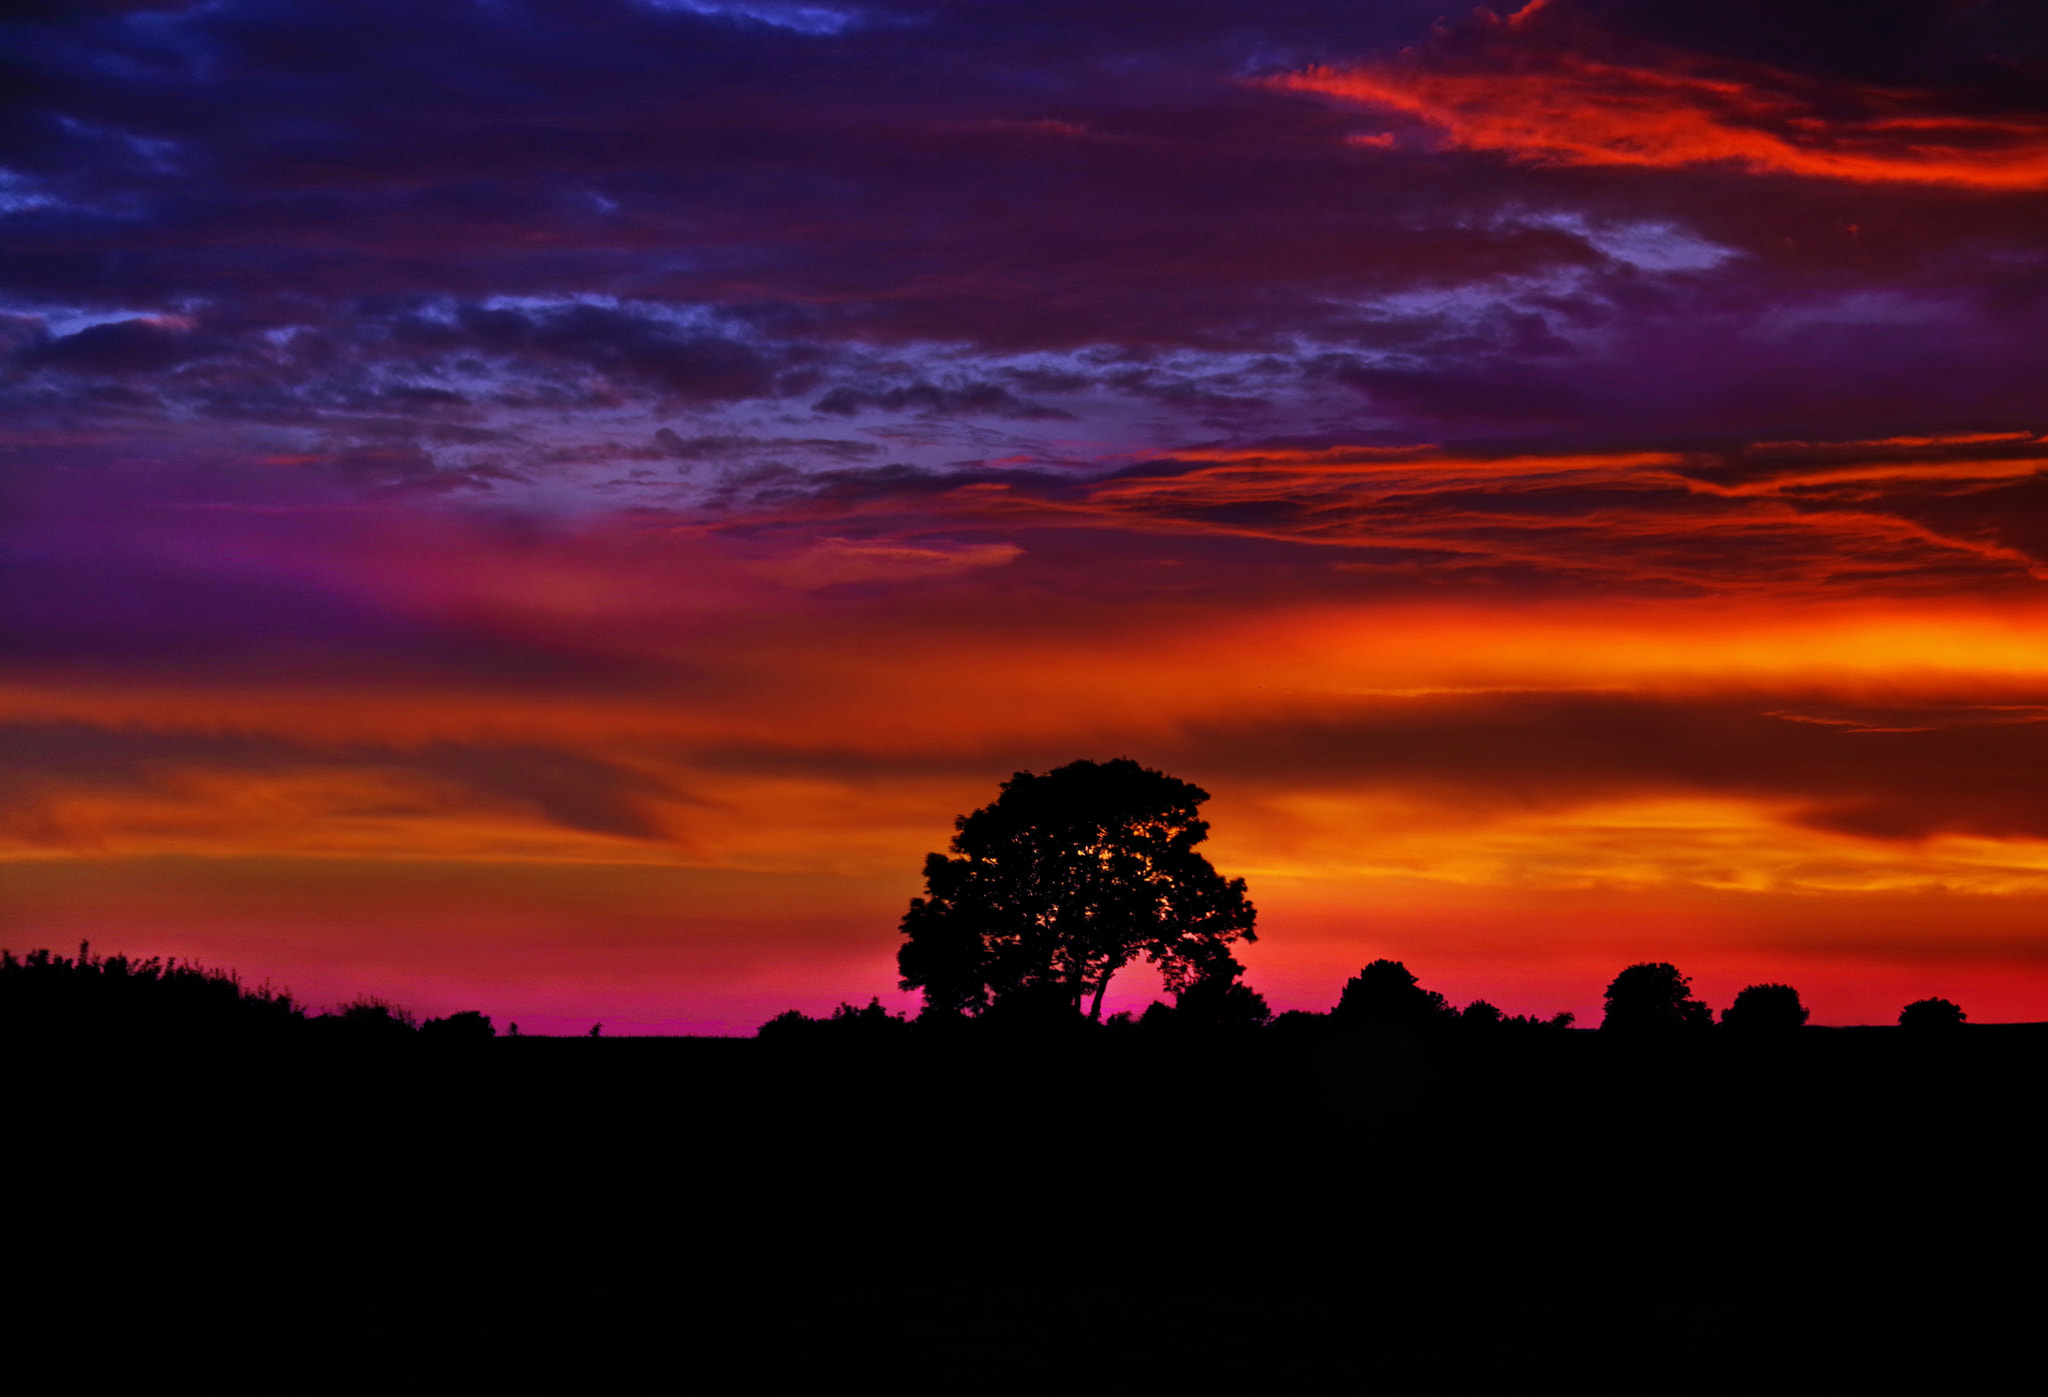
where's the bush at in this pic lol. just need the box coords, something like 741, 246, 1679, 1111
319, 996, 418, 1038
1899, 997, 1966, 1030
420, 1010, 496, 1041
1721, 983, 1809, 1032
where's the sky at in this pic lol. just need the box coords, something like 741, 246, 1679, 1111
6, 0, 2048, 1031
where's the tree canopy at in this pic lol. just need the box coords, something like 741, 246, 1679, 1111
1600, 962, 1713, 1034
1333, 959, 1456, 1031
1899, 997, 1966, 1029
897, 758, 1257, 1021
1721, 983, 1809, 1032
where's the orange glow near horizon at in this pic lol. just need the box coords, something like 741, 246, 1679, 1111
11, 427, 2048, 1028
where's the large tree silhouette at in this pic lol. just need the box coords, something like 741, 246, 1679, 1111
897, 759, 1257, 1021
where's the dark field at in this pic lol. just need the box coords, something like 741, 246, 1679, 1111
16, 1025, 2046, 1393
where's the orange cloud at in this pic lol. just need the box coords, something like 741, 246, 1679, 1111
1270, 32, 2048, 190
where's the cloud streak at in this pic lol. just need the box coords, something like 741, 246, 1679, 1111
1276, 15, 2048, 190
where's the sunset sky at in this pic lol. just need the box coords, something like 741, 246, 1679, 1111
7, 0, 2048, 1031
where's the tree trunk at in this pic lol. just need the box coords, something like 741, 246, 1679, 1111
1087, 969, 1112, 1022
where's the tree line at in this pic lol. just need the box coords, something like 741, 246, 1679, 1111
762, 955, 1970, 1042
768, 758, 1976, 1041
0, 760, 1981, 1042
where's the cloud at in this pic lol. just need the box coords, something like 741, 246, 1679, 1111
654, 428, 878, 462
812, 380, 1076, 420
749, 536, 1022, 589
1271, 3, 2048, 190
18, 315, 221, 374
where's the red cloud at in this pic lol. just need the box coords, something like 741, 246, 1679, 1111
1270, 12, 2048, 191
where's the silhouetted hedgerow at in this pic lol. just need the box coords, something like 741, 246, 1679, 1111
0, 942, 304, 1041
758, 998, 912, 1045
0, 943, 504, 1046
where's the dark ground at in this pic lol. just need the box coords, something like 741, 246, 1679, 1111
13, 1024, 2046, 1392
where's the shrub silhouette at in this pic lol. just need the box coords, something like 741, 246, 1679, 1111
758, 997, 911, 1043
420, 1010, 496, 1040
897, 758, 1256, 1021
320, 995, 418, 1038
1899, 997, 1966, 1029
1600, 962, 1712, 1034
1721, 983, 1809, 1032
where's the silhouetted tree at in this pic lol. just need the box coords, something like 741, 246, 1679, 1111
1600, 962, 1712, 1034
420, 1010, 496, 1041
1144, 965, 1272, 1035
1899, 997, 1966, 1030
1333, 959, 1455, 1031
1721, 983, 1809, 1032
897, 759, 1257, 1022
1461, 999, 1504, 1029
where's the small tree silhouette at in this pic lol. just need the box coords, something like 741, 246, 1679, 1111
1333, 959, 1455, 1030
1899, 997, 1966, 1029
1721, 983, 1809, 1032
1600, 962, 1712, 1034
1460, 999, 1504, 1030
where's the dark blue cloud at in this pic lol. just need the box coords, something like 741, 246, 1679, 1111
1, 0, 2043, 490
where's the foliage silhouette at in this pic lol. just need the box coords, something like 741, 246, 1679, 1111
758, 998, 912, 1044
1333, 959, 1456, 1031
1721, 983, 1809, 1032
1461, 998, 1504, 1029
420, 1010, 497, 1040
1899, 997, 1966, 1029
1138, 964, 1272, 1036
897, 758, 1256, 1021
319, 995, 419, 1038
1601, 962, 1713, 1034
0, 942, 303, 1040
